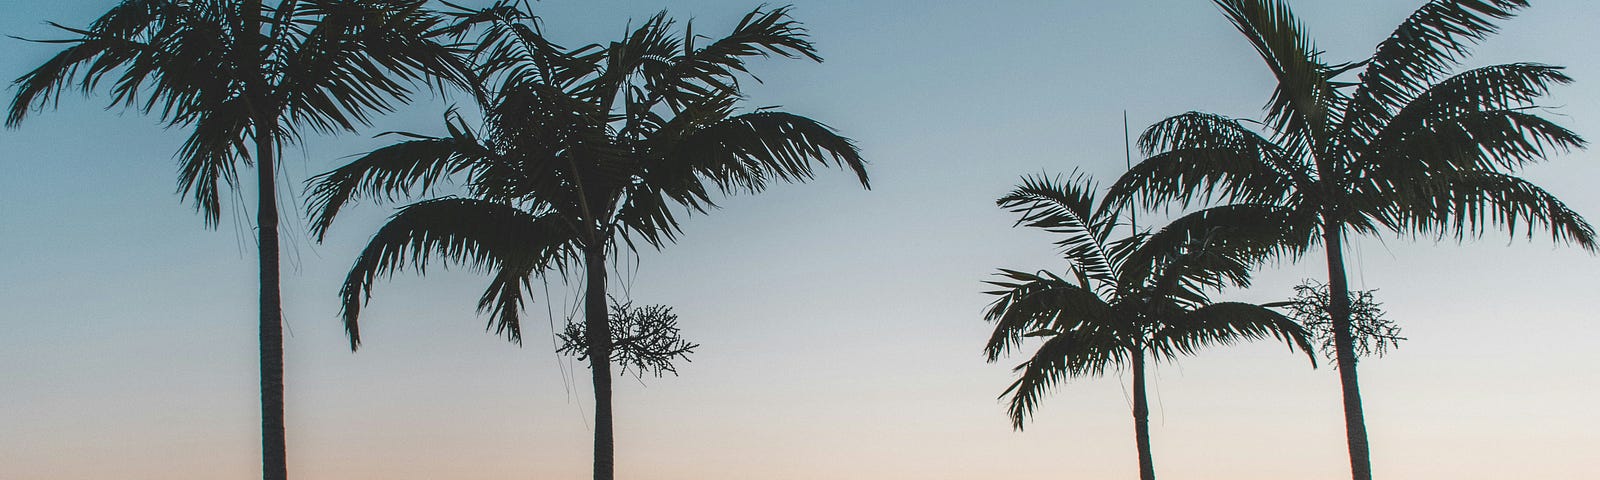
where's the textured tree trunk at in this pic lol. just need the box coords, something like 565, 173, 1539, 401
584, 246, 616, 480
1323, 222, 1371, 480
1131, 349, 1156, 480
256, 121, 287, 480
240, 1, 287, 478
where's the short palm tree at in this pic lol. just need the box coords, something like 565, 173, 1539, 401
1103, 1, 1595, 478
7, 2, 468, 478
305, 5, 867, 479
985, 173, 1315, 480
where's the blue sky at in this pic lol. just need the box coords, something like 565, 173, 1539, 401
2, 1, 1598, 479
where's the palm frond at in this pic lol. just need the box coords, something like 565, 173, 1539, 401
999, 174, 1118, 288
9, 1, 237, 128
576, 11, 680, 111
611, 105, 865, 248
1340, 0, 1529, 148
1133, 233, 1252, 312
339, 197, 577, 349
176, 97, 253, 226
1373, 63, 1570, 150
982, 269, 1117, 361
1001, 327, 1130, 430
1132, 203, 1316, 276
275, 0, 475, 136
1374, 169, 1596, 252
1212, 0, 1342, 155
444, 1, 602, 89
1368, 108, 1584, 182
305, 121, 490, 240
649, 6, 821, 110
1103, 112, 1303, 216
1362, 63, 1582, 177
1150, 302, 1316, 366
658, 109, 868, 193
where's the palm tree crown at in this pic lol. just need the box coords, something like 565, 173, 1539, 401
306, 4, 868, 479
1102, 1, 1594, 479
11, 0, 469, 224
986, 173, 1313, 480
7, 2, 469, 479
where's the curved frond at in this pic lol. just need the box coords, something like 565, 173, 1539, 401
1361, 66, 1582, 179
982, 269, 1117, 361
1373, 170, 1596, 252
306, 123, 490, 240
9, 0, 238, 128
999, 174, 1118, 288
275, 0, 475, 136
443, 1, 602, 88
649, 6, 821, 109
1341, 0, 1529, 148
9, 0, 245, 226
339, 197, 577, 349
1104, 111, 1305, 216
1151, 302, 1316, 366
1372, 63, 1570, 152
475, 78, 620, 207
176, 97, 253, 226
658, 109, 868, 193
1366, 108, 1584, 182
1001, 327, 1130, 430
1131, 232, 1254, 313
618, 107, 866, 247
577, 11, 680, 111
1212, 0, 1342, 154
1132, 203, 1316, 277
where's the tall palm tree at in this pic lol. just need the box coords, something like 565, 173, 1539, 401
7, 2, 469, 478
305, 5, 867, 479
985, 173, 1315, 480
1102, 1, 1596, 478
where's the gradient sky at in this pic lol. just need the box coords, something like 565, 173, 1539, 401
2, 1, 1598, 479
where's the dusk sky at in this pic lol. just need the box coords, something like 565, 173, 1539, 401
2, 1, 1598, 479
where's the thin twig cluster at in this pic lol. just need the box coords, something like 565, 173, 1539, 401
559, 298, 698, 378
1283, 280, 1405, 362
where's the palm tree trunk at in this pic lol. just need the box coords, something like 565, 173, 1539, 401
583, 245, 616, 480
1323, 222, 1371, 480
255, 121, 287, 480
239, 2, 286, 478
1131, 349, 1155, 480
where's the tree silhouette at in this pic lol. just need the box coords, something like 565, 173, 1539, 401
305, 4, 867, 479
985, 173, 1314, 480
558, 298, 698, 379
7, 2, 468, 478
1102, 1, 1595, 478
1278, 280, 1402, 362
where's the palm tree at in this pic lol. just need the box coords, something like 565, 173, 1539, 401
985, 173, 1315, 480
305, 4, 867, 479
1102, 1, 1596, 478
7, 2, 469, 478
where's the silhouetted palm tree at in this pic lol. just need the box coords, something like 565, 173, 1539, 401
986, 173, 1314, 480
305, 5, 867, 479
1102, 1, 1595, 478
7, 2, 468, 478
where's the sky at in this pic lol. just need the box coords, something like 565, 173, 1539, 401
1, 1, 1598, 479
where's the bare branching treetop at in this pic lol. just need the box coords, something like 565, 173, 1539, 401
560, 298, 698, 379
1277, 280, 1404, 363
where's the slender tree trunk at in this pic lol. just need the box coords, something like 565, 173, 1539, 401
1323, 222, 1371, 480
584, 245, 616, 480
1130, 349, 1156, 480
238, 2, 286, 478
255, 121, 287, 480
